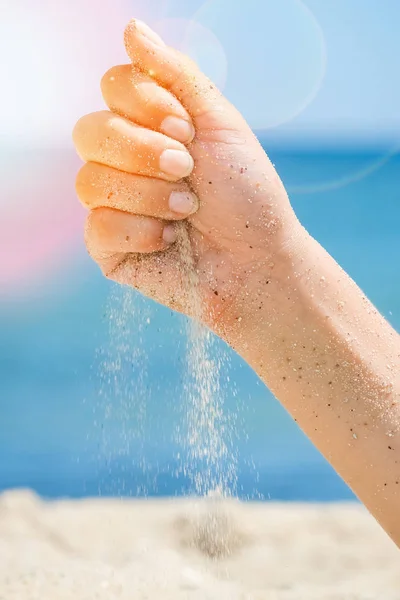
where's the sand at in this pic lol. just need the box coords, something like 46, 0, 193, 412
0, 489, 399, 599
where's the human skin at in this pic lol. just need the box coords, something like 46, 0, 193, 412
73, 20, 400, 545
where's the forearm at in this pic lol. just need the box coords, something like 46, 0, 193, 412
224, 228, 400, 544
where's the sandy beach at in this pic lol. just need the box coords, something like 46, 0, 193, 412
0, 490, 398, 599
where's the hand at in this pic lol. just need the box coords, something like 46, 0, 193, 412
73, 20, 302, 331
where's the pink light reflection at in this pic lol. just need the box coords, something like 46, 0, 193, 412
0, 150, 85, 289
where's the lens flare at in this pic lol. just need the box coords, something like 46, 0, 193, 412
0, 150, 85, 288
153, 17, 227, 89
186, 0, 327, 130
285, 143, 400, 195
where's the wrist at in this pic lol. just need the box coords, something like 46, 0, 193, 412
214, 219, 312, 345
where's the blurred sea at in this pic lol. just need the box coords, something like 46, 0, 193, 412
1, 145, 399, 502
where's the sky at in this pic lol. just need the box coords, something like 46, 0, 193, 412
1, 0, 399, 145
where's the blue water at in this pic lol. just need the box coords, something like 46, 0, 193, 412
1, 148, 399, 501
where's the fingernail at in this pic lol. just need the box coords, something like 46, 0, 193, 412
134, 19, 166, 47
161, 116, 195, 144
160, 149, 194, 179
169, 191, 198, 215
163, 223, 178, 244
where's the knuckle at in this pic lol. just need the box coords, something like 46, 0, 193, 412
86, 207, 104, 232
84, 208, 106, 249
75, 163, 93, 206
101, 64, 131, 95
84, 211, 108, 258
72, 112, 93, 142
72, 111, 107, 155
84, 211, 130, 281
83, 224, 96, 261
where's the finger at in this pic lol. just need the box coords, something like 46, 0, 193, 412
101, 65, 195, 144
124, 19, 237, 127
86, 208, 177, 265
72, 111, 194, 182
76, 162, 199, 220
86, 212, 192, 314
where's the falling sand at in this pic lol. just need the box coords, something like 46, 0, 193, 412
173, 222, 240, 559
92, 220, 240, 555
176, 223, 237, 497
